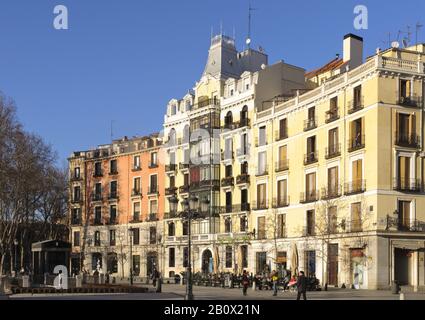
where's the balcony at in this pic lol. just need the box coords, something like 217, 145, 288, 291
325, 144, 341, 159
252, 200, 269, 211
223, 122, 238, 130
300, 191, 319, 204
147, 186, 159, 195
395, 132, 421, 149
236, 174, 250, 185
221, 151, 234, 161
146, 213, 159, 222
191, 98, 220, 111
348, 135, 365, 152
149, 162, 159, 169
93, 171, 103, 178
132, 166, 141, 172
221, 203, 251, 214
256, 167, 269, 177
131, 189, 142, 197
348, 97, 364, 114
347, 219, 363, 233
107, 217, 117, 225
275, 159, 289, 172
393, 178, 422, 193
165, 187, 177, 196
109, 170, 118, 176
179, 185, 190, 194
130, 215, 141, 224
70, 175, 82, 182
91, 194, 103, 202
397, 95, 423, 108
275, 130, 288, 142
304, 152, 318, 165
93, 219, 103, 226
303, 117, 318, 132
386, 217, 425, 232
321, 186, 342, 200
199, 179, 220, 188
108, 193, 119, 201
179, 163, 190, 170
325, 108, 340, 123
236, 148, 249, 157
239, 118, 251, 129
272, 197, 290, 208
221, 176, 234, 187
302, 226, 315, 237
70, 218, 82, 226
165, 164, 177, 173
344, 180, 366, 195
71, 198, 83, 205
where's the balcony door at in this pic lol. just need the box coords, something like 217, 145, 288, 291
398, 156, 411, 189
306, 172, 316, 199
257, 183, 267, 208
398, 200, 411, 230
277, 179, 287, 206
328, 166, 338, 196
352, 159, 363, 190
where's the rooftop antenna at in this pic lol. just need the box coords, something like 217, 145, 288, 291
246, 3, 257, 49
220, 21, 223, 36
110, 120, 115, 141
416, 22, 423, 51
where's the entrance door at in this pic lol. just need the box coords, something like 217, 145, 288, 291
256, 252, 268, 273
146, 252, 158, 277
351, 249, 365, 289
395, 248, 413, 285
202, 250, 213, 274
327, 244, 339, 286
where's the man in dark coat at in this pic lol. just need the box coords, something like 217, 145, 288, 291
296, 271, 307, 300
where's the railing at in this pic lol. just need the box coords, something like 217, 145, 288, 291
191, 98, 220, 111
272, 197, 290, 208
93, 171, 103, 178
397, 95, 423, 108
147, 213, 158, 222
393, 178, 422, 193
304, 151, 318, 165
149, 163, 159, 169
165, 187, 177, 196
179, 163, 190, 170
70, 175, 82, 182
256, 167, 269, 176
302, 226, 315, 237
325, 144, 341, 159
239, 118, 251, 128
220, 203, 251, 214
109, 170, 118, 176
303, 117, 318, 131
236, 148, 249, 157
198, 179, 220, 188
395, 132, 420, 149
221, 151, 234, 161
71, 198, 83, 204
91, 194, 103, 202
275, 159, 289, 172
236, 174, 250, 184
179, 185, 190, 194
321, 186, 342, 200
132, 165, 141, 172
325, 108, 340, 123
347, 219, 363, 233
252, 200, 269, 210
130, 215, 141, 223
108, 193, 119, 201
344, 180, 366, 195
131, 189, 142, 197
348, 97, 364, 114
93, 219, 103, 226
71, 218, 81, 226
165, 164, 177, 172
300, 191, 319, 203
275, 130, 288, 141
147, 186, 159, 195
386, 216, 425, 232
107, 217, 117, 225
348, 135, 365, 152
221, 176, 234, 187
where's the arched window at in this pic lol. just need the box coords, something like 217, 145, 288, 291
240, 106, 249, 126
224, 111, 233, 129
182, 221, 189, 236
168, 128, 176, 146
168, 222, 175, 236
94, 231, 101, 246
183, 125, 190, 143
225, 217, 232, 233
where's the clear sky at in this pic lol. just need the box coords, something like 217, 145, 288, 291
0, 0, 424, 164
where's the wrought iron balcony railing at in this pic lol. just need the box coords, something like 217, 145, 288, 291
395, 132, 420, 149
325, 144, 341, 159
252, 200, 269, 211
344, 180, 366, 195
304, 151, 318, 165
348, 135, 365, 152
397, 95, 423, 108
272, 197, 290, 208
300, 191, 319, 204
304, 117, 318, 131
386, 216, 425, 232
221, 176, 234, 187
393, 178, 422, 193
275, 130, 288, 141
220, 203, 251, 214
325, 108, 340, 123
165, 164, 177, 172
179, 185, 190, 194
236, 174, 250, 185
165, 187, 177, 196
321, 186, 342, 200
348, 97, 364, 114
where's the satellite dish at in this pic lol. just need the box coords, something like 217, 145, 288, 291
261, 64, 266, 70
246, 38, 251, 45
391, 41, 400, 49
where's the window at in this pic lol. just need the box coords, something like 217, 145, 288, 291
133, 177, 141, 194
396, 113, 416, 147
257, 216, 266, 239
351, 202, 362, 232
306, 172, 317, 200
328, 128, 339, 156
330, 97, 338, 113
241, 189, 248, 206
400, 79, 411, 99
150, 227, 157, 244
132, 228, 140, 245
94, 162, 102, 176
224, 112, 233, 128
150, 175, 158, 193
110, 181, 117, 198
133, 156, 141, 170
306, 136, 317, 163
150, 200, 158, 215
184, 173, 189, 186
95, 183, 102, 199
71, 208, 81, 224
277, 214, 286, 238
94, 207, 102, 224
257, 183, 267, 209
278, 145, 288, 170
225, 165, 232, 178
397, 156, 411, 189
73, 186, 81, 202
351, 159, 363, 192
353, 85, 362, 108
151, 152, 158, 166
183, 148, 190, 164
398, 200, 412, 230
241, 162, 248, 175
92, 253, 102, 271
241, 245, 248, 268
94, 231, 101, 246
110, 230, 116, 246
259, 126, 266, 146
182, 221, 189, 236
349, 118, 364, 150
74, 167, 80, 179
110, 160, 118, 174
328, 166, 339, 197
169, 176, 175, 189
305, 251, 316, 277
225, 217, 232, 233
109, 205, 117, 224
183, 247, 189, 268
225, 246, 233, 268
133, 202, 140, 221
306, 210, 315, 236
225, 192, 232, 210
168, 222, 175, 236
73, 231, 80, 247
240, 216, 247, 232
279, 118, 288, 139
169, 248, 175, 268
225, 138, 233, 159
257, 151, 267, 175
328, 206, 337, 233
133, 255, 140, 276
277, 179, 288, 206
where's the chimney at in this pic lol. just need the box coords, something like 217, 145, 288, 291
343, 33, 363, 69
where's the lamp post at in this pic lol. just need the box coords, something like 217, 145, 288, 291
129, 228, 134, 286
169, 194, 210, 300
14, 239, 18, 276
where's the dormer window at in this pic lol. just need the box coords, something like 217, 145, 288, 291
170, 104, 177, 116
185, 100, 191, 111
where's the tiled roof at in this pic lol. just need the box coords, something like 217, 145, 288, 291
305, 58, 345, 79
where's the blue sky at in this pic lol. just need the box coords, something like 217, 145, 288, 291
0, 0, 424, 164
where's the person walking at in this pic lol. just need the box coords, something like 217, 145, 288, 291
271, 270, 279, 296
296, 271, 307, 300
242, 270, 249, 296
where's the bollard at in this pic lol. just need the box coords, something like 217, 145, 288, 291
400, 293, 405, 300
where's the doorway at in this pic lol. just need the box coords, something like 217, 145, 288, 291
394, 248, 413, 285
327, 244, 339, 286
146, 251, 158, 277
202, 249, 213, 274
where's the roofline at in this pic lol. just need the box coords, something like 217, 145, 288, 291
344, 33, 363, 42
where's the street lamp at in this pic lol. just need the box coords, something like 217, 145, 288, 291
128, 228, 134, 286
14, 239, 18, 276
169, 195, 210, 300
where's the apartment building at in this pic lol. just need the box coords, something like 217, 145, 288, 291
251, 35, 425, 289
69, 134, 165, 278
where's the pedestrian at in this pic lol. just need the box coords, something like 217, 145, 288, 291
242, 270, 249, 296
271, 270, 278, 296
296, 271, 307, 300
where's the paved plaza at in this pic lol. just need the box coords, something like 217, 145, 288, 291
3, 284, 425, 300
